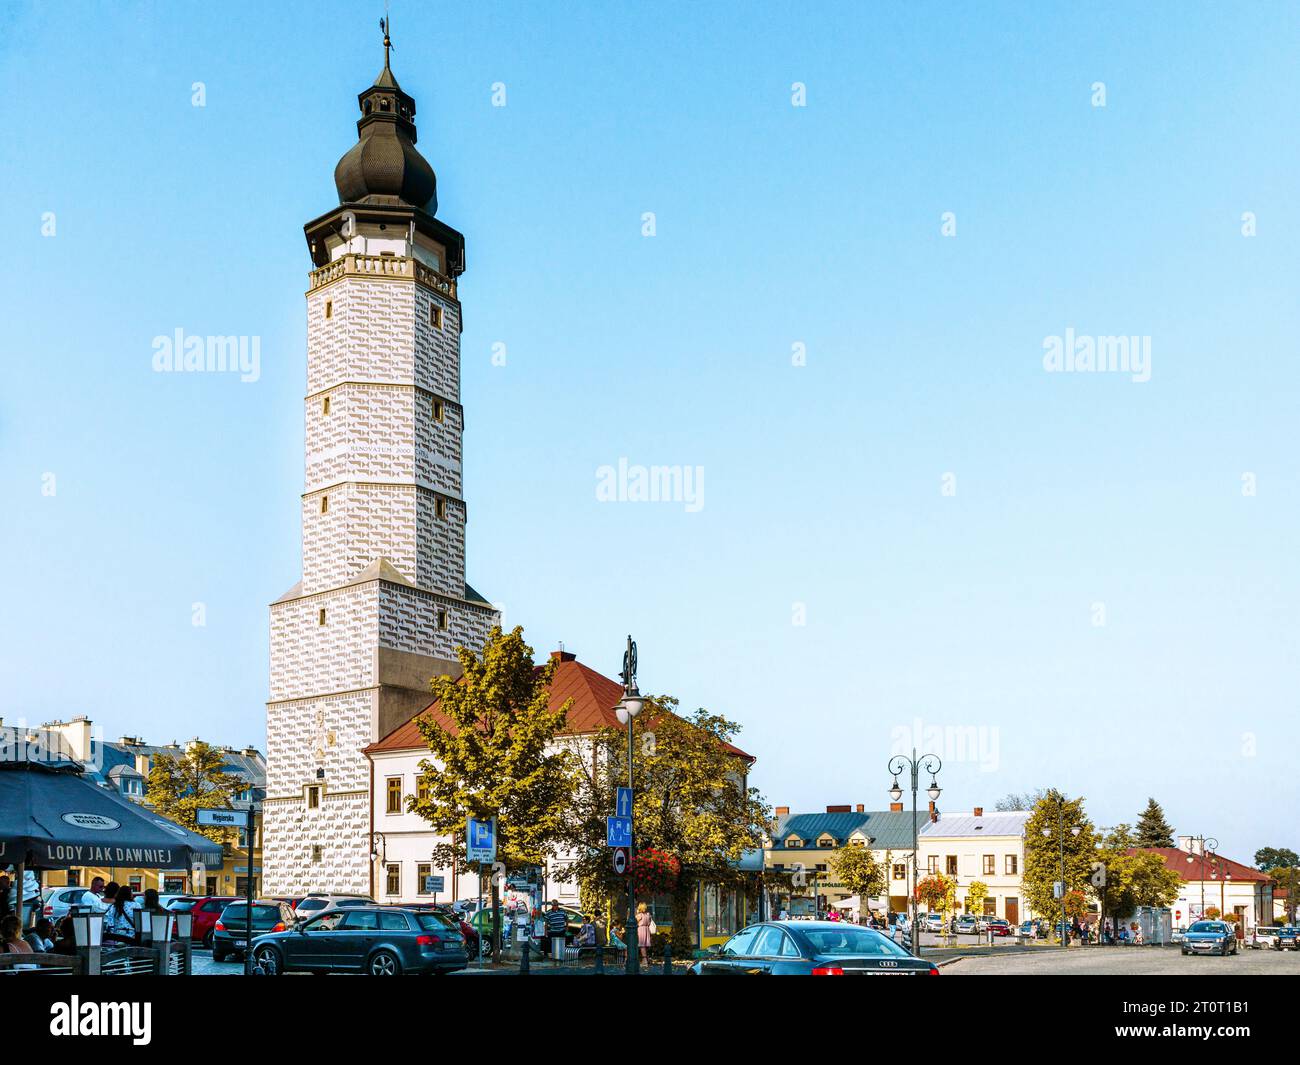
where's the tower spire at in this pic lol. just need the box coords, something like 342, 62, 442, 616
380, 4, 393, 71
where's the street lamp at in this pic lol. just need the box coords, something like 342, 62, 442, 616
1184, 835, 1219, 921
1042, 806, 1081, 947
70, 909, 103, 949
886, 749, 941, 958
616, 634, 644, 975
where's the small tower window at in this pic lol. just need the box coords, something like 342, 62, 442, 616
311, 845, 322, 861
432, 398, 444, 422
325, 299, 333, 319
437, 609, 449, 631
429, 304, 443, 329
321, 496, 329, 514
318, 608, 326, 626
307, 787, 320, 810
322, 396, 331, 415
435, 497, 447, 520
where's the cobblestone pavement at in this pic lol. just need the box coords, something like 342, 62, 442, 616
944, 945, 1299, 975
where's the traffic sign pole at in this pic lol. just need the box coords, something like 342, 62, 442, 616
243, 803, 256, 976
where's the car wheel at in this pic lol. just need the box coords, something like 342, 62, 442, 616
368, 949, 401, 976
203, 930, 215, 950
254, 946, 281, 975
212, 950, 227, 963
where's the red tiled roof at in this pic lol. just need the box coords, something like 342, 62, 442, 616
364, 651, 753, 761
1126, 847, 1271, 883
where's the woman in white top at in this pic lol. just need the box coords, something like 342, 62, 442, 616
102, 887, 138, 944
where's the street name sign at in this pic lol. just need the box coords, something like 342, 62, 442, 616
196, 808, 243, 829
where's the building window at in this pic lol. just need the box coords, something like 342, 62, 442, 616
432, 398, 444, 422
386, 864, 401, 896
417, 863, 432, 895
818, 836, 836, 848
322, 396, 330, 415
786, 837, 803, 849
435, 497, 447, 520
321, 495, 328, 514
306, 785, 320, 809
318, 608, 326, 626
416, 777, 430, 804
983, 854, 995, 875
386, 776, 403, 814
815, 864, 827, 873
437, 609, 449, 631
1005, 854, 1018, 875
945, 855, 958, 875
927, 856, 938, 875
311, 845, 322, 863
325, 299, 333, 319
429, 304, 443, 329
893, 863, 907, 881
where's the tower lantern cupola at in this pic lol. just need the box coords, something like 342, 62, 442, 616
333, 20, 437, 213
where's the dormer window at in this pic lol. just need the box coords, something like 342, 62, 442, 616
785, 836, 804, 849
818, 835, 837, 848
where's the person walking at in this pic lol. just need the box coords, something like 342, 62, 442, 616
636, 902, 653, 967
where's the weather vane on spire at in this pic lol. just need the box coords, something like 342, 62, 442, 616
379, 3, 393, 68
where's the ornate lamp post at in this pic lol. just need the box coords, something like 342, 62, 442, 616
615, 635, 645, 975
1184, 835, 1219, 921
1042, 806, 1081, 946
887, 749, 941, 958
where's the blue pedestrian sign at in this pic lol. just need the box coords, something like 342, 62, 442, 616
615, 787, 633, 818
467, 817, 497, 863
606, 816, 632, 848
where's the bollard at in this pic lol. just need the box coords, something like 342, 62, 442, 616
519, 936, 530, 974
593, 945, 604, 974
662, 941, 672, 975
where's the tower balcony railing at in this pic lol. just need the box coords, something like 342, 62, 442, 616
308, 253, 456, 298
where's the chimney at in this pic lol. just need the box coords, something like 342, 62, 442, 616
928, 801, 938, 823
890, 802, 903, 812
973, 806, 983, 817
826, 805, 851, 814
550, 648, 576, 663
855, 804, 865, 813
775, 806, 789, 816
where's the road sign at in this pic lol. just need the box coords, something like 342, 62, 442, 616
196, 808, 243, 829
615, 787, 633, 818
606, 816, 632, 848
1052, 880, 1064, 899
612, 847, 629, 875
467, 817, 497, 862
423, 875, 445, 894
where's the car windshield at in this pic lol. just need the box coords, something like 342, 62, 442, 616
296, 899, 325, 912
1189, 921, 1226, 933
803, 927, 911, 957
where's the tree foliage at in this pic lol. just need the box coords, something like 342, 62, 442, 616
829, 844, 885, 916
1134, 797, 1175, 848
966, 880, 989, 916
916, 873, 957, 916
995, 789, 1047, 812
1022, 790, 1098, 919
406, 626, 579, 873
556, 696, 769, 954
1254, 846, 1299, 872
144, 741, 242, 844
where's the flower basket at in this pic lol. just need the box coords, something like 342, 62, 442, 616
629, 848, 680, 895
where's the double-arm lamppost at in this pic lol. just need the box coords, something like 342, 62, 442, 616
887, 749, 941, 958
1184, 835, 1219, 921
1042, 808, 1081, 946
615, 635, 645, 975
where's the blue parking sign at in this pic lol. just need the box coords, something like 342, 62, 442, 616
467, 817, 497, 862
615, 787, 633, 818
606, 816, 632, 848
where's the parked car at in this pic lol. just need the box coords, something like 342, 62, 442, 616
921, 913, 943, 932
1181, 920, 1238, 956
41, 885, 90, 922
271, 896, 306, 912
166, 895, 239, 949
955, 916, 979, 934
251, 905, 468, 975
396, 903, 481, 960
291, 893, 376, 921
1250, 926, 1280, 950
212, 900, 295, 962
690, 921, 939, 975
1276, 926, 1299, 951
987, 919, 1012, 937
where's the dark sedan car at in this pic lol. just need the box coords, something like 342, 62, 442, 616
212, 900, 294, 962
251, 905, 468, 975
1181, 920, 1239, 956
690, 921, 939, 975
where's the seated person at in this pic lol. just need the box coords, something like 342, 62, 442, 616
25, 918, 56, 953
1, 915, 33, 955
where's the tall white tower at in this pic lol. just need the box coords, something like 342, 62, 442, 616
264, 38, 497, 896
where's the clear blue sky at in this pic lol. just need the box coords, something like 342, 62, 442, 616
2, 1, 1297, 861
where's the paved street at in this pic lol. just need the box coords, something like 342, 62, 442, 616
945, 946, 1299, 975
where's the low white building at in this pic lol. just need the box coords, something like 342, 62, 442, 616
1137, 837, 1273, 933
917, 808, 1033, 923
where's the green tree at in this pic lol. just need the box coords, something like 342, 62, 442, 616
1254, 846, 1299, 872
1023, 790, 1098, 926
1097, 849, 1182, 922
557, 696, 770, 955
829, 844, 885, 921
966, 880, 989, 919
407, 626, 579, 946
916, 873, 957, 919
144, 741, 243, 844
1134, 797, 1175, 848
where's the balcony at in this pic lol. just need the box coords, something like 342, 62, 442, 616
308, 253, 456, 299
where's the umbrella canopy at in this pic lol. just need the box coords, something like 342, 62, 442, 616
0, 758, 224, 870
